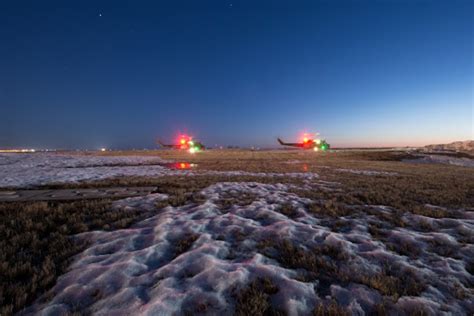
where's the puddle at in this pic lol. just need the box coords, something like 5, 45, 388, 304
164, 162, 197, 170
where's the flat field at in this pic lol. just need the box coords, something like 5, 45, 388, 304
1, 150, 473, 315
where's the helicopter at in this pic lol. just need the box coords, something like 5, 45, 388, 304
157, 135, 205, 153
278, 133, 330, 151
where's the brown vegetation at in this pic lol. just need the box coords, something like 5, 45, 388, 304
1, 150, 473, 314
258, 236, 427, 299
0, 199, 155, 315
234, 277, 280, 316
276, 202, 301, 219
173, 233, 199, 258
313, 301, 349, 316
215, 191, 259, 210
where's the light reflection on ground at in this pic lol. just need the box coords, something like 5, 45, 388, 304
165, 162, 197, 170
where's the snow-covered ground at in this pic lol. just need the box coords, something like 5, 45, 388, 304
0, 153, 175, 188
404, 154, 474, 168
0, 153, 317, 188
335, 168, 398, 176
0, 153, 405, 189
4, 153, 473, 314
25, 182, 473, 315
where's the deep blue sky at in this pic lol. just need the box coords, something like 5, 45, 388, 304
1, 0, 472, 149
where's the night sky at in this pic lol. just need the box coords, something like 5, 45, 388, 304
1, 0, 472, 149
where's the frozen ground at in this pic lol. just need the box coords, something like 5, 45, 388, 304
0, 153, 413, 189
404, 154, 474, 168
4, 153, 473, 314
0, 153, 331, 189
0, 153, 316, 188
0, 153, 175, 188
334, 168, 398, 176
25, 182, 473, 315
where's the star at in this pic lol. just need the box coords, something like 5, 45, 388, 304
99, 13, 102, 17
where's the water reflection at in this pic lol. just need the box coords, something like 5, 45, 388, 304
165, 162, 197, 170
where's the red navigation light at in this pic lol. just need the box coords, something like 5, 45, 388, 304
177, 134, 191, 149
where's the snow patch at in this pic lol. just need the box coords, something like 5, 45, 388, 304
404, 154, 474, 168
25, 183, 473, 315
0, 153, 173, 188
0, 153, 319, 188
335, 168, 398, 176
284, 160, 302, 164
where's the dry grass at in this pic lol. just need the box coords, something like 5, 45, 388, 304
45, 149, 423, 175
234, 277, 280, 316
173, 233, 199, 258
426, 238, 460, 259
1, 150, 473, 314
0, 199, 151, 315
25, 150, 474, 212
258, 236, 427, 299
276, 202, 301, 219
411, 205, 461, 218
215, 191, 259, 211
313, 301, 349, 316
258, 239, 347, 285
307, 199, 354, 218
0, 173, 305, 315
356, 267, 426, 298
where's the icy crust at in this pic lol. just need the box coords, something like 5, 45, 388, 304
0, 153, 173, 188
0, 153, 319, 188
335, 168, 398, 176
0, 153, 170, 168
0, 153, 327, 189
26, 183, 473, 315
112, 193, 169, 212
0, 153, 401, 189
404, 154, 474, 168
